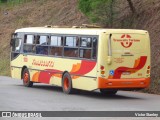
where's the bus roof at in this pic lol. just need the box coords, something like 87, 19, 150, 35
15, 27, 148, 35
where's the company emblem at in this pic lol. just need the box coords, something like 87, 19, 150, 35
113, 34, 140, 48
120, 34, 132, 48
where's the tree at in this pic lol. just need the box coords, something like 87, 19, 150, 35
78, 0, 91, 16
78, 0, 116, 27
126, 0, 136, 14
0, 0, 8, 3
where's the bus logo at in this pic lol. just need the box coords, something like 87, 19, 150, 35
113, 34, 140, 48
120, 34, 133, 48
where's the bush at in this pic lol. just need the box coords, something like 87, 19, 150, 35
78, 0, 116, 27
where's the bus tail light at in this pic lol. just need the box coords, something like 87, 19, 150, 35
100, 65, 104, 70
147, 70, 150, 74
146, 66, 150, 74
100, 65, 105, 75
101, 71, 105, 74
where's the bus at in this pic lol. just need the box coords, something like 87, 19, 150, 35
10, 25, 151, 95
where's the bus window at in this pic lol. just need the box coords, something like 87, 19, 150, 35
23, 45, 36, 53
24, 35, 34, 44
36, 35, 48, 55
64, 48, 78, 57
79, 49, 91, 59
79, 37, 92, 59
92, 37, 97, 59
23, 35, 35, 54
65, 37, 78, 47
64, 37, 79, 57
50, 36, 62, 46
11, 38, 22, 52
50, 47, 63, 56
39, 36, 48, 45
80, 37, 92, 47
49, 36, 63, 56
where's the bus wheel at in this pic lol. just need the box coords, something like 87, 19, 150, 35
62, 72, 74, 94
22, 68, 33, 87
100, 89, 117, 95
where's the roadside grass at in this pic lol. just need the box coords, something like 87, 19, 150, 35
0, 57, 10, 76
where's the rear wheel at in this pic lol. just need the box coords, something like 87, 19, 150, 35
100, 89, 117, 95
62, 72, 74, 94
22, 68, 33, 87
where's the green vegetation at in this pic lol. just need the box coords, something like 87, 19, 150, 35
0, 48, 10, 76
0, 58, 10, 76
78, 0, 116, 27
0, 0, 32, 5
0, 0, 7, 3
78, 0, 136, 27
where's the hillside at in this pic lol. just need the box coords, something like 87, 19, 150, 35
0, 0, 89, 75
0, 0, 160, 93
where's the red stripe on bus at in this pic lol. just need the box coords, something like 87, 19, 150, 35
112, 56, 147, 79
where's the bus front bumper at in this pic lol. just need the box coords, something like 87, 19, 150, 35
98, 77, 150, 89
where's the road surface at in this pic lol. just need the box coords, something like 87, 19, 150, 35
0, 76, 160, 119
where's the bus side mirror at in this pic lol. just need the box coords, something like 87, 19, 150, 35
10, 38, 14, 47
10, 33, 17, 47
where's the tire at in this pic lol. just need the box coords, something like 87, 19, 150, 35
22, 68, 33, 87
100, 89, 117, 95
62, 72, 74, 94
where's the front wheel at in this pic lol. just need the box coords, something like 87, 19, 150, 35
22, 68, 33, 87
62, 72, 74, 94
100, 89, 118, 95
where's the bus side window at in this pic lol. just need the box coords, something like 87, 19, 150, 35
64, 37, 78, 57
65, 37, 78, 47
92, 37, 97, 59
49, 36, 63, 56
36, 35, 49, 55
23, 35, 35, 53
39, 36, 48, 45
79, 37, 92, 59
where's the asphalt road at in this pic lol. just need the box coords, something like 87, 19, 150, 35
0, 76, 160, 120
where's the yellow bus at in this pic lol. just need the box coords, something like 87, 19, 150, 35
10, 25, 151, 95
